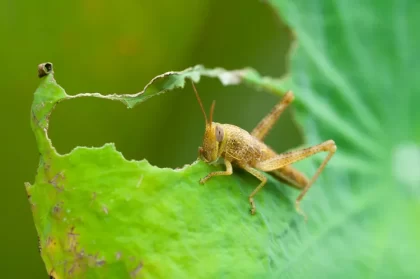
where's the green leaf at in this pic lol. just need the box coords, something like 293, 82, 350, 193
28, 63, 299, 278
28, 0, 420, 276
259, 0, 420, 277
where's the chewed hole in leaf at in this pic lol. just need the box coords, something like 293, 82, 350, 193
49, 89, 202, 168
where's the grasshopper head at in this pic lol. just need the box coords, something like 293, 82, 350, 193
199, 122, 224, 163
191, 81, 225, 163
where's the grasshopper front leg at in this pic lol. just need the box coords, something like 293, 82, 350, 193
199, 158, 233, 184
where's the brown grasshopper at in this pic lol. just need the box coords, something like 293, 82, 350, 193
192, 81, 337, 220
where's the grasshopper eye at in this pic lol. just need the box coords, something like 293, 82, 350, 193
215, 125, 224, 142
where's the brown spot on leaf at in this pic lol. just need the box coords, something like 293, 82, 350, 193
44, 163, 51, 172
68, 261, 82, 276
52, 201, 64, 216
130, 261, 143, 278
96, 259, 106, 267
46, 236, 58, 250
67, 226, 80, 252
48, 171, 65, 192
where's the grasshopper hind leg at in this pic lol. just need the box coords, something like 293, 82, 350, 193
256, 140, 337, 221
270, 165, 309, 190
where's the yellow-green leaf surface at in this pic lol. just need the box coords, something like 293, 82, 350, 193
28, 63, 299, 279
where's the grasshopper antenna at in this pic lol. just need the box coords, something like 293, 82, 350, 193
191, 80, 209, 124
209, 100, 216, 124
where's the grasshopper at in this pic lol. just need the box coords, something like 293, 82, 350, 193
192, 81, 337, 220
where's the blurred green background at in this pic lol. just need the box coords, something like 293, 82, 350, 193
1, 1, 298, 277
